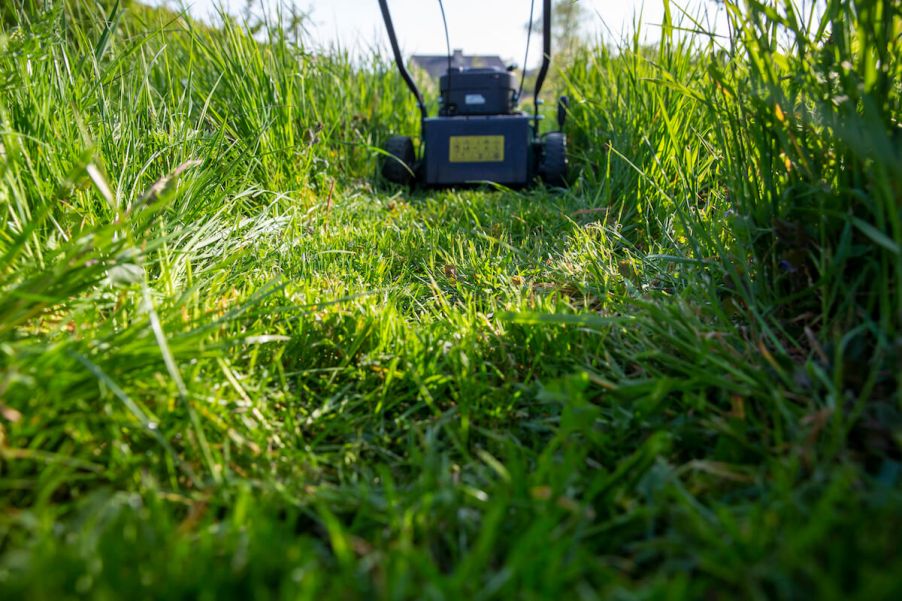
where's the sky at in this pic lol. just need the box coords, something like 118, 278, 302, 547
151, 1, 728, 66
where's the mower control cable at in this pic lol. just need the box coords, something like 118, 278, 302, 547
516, 0, 537, 106
437, 0, 453, 114
532, 0, 553, 118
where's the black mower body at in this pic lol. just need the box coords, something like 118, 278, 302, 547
377, 0, 567, 188
423, 114, 533, 186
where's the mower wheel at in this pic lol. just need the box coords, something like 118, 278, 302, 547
539, 133, 568, 187
381, 136, 416, 186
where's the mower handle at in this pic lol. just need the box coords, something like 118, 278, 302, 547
377, 0, 552, 119
532, 0, 553, 116
378, 0, 427, 119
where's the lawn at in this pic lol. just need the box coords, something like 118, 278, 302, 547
0, 1, 900, 598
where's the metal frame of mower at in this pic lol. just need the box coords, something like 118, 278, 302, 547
377, 0, 569, 188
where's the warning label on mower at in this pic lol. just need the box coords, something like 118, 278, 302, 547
449, 136, 505, 163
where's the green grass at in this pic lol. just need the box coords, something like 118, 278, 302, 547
0, 0, 900, 598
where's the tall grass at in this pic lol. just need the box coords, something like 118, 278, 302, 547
565, 0, 900, 412
0, 0, 899, 598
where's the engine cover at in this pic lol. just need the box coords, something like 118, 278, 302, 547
439, 67, 517, 116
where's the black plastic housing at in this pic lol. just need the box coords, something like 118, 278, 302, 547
423, 115, 533, 186
440, 67, 517, 116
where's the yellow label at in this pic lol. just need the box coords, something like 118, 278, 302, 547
449, 135, 505, 163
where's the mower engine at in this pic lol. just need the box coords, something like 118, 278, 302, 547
416, 65, 544, 187
439, 67, 517, 116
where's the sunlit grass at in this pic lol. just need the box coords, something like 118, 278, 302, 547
0, 0, 899, 598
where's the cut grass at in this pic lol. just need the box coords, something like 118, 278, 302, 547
0, 0, 900, 598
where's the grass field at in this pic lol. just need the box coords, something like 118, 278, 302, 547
0, 0, 900, 598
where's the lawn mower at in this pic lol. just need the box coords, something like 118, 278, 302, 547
377, 0, 569, 188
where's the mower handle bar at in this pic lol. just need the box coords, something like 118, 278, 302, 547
378, 0, 427, 119
377, 0, 553, 119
